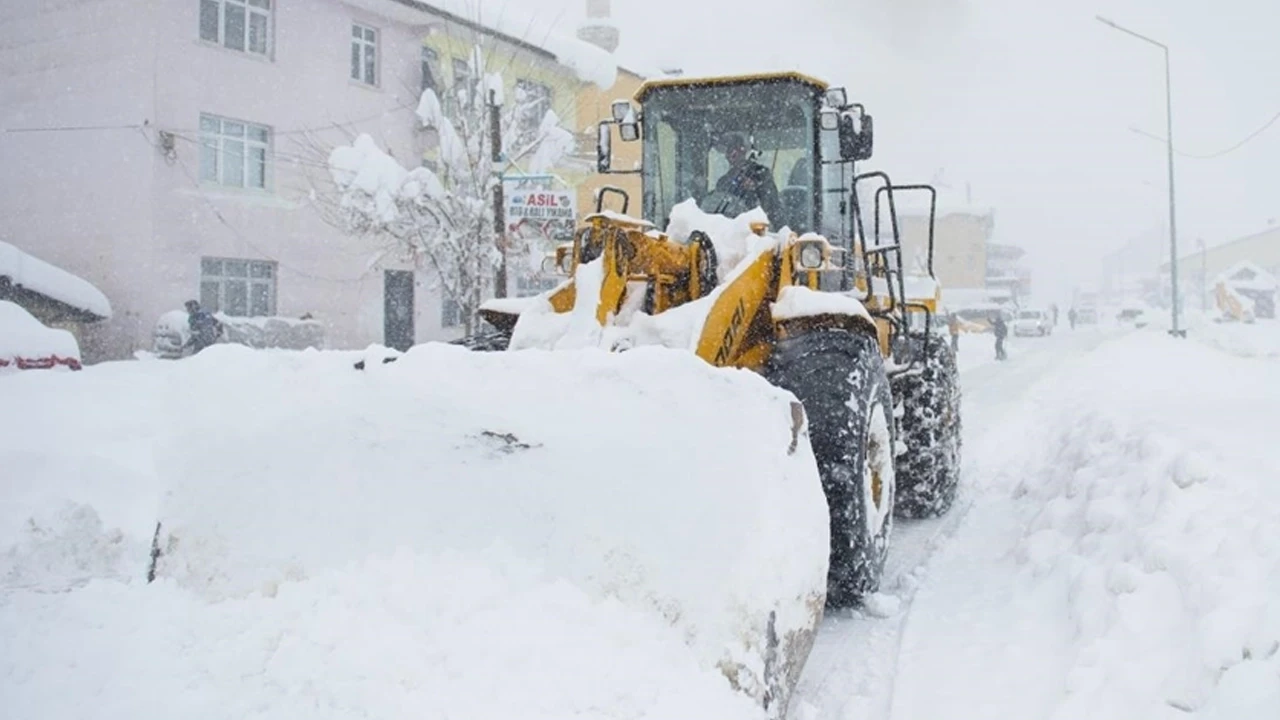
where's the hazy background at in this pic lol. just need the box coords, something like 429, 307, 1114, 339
498, 0, 1279, 301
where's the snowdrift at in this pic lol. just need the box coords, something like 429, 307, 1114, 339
1, 344, 829, 718
982, 334, 1280, 718
0, 300, 82, 370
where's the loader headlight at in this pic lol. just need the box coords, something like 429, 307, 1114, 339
798, 242, 824, 270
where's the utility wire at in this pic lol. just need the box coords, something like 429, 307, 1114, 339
137, 127, 369, 285
1182, 107, 1280, 159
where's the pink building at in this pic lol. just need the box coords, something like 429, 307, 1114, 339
1, 0, 619, 362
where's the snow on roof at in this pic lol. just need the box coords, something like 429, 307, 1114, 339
0, 241, 112, 319
393, 0, 619, 88
1217, 261, 1278, 292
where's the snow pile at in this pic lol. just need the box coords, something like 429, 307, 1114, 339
772, 286, 872, 323
152, 310, 325, 357
989, 335, 1280, 718
666, 198, 775, 279
510, 201, 790, 354
0, 300, 80, 368
0, 240, 112, 318
2, 343, 829, 718
419, 0, 619, 88
1190, 316, 1280, 359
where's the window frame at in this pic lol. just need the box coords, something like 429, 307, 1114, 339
198, 113, 272, 190
351, 22, 379, 86
199, 257, 278, 317
199, 0, 273, 58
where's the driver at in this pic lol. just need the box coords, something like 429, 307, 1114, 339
712, 134, 781, 223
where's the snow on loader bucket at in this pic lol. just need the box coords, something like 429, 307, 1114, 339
451, 72, 964, 714
146, 343, 829, 717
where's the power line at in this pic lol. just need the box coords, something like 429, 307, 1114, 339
138, 127, 370, 285
1183, 107, 1280, 159
1132, 105, 1280, 159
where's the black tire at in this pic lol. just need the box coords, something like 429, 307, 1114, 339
891, 333, 961, 518
767, 328, 896, 608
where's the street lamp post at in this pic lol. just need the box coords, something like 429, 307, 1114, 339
1098, 16, 1184, 337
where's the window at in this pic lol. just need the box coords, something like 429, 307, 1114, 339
199, 113, 270, 189
351, 23, 378, 85
514, 79, 552, 141
200, 0, 271, 56
421, 47, 440, 93
441, 296, 461, 328
200, 257, 276, 317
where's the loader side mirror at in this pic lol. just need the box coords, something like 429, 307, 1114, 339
596, 121, 612, 173
619, 118, 640, 142
839, 112, 874, 161
858, 114, 875, 160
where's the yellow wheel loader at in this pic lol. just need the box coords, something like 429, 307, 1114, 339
463, 72, 961, 608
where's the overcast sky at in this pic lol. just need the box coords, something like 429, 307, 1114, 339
498, 0, 1279, 299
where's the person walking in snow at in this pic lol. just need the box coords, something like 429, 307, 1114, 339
948, 312, 961, 354
992, 312, 1008, 361
184, 300, 223, 355
1068, 307, 1078, 330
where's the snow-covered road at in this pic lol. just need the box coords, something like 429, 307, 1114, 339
792, 322, 1280, 720
789, 327, 1113, 720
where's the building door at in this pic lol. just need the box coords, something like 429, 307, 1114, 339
384, 270, 415, 351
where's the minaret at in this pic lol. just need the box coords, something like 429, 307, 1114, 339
577, 0, 620, 53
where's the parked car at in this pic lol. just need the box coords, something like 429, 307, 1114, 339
0, 300, 82, 371
1075, 306, 1099, 324
1116, 305, 1150, 328
1013, 308, 1053, 337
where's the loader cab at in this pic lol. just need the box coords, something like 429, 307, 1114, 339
597, 72, 873, 243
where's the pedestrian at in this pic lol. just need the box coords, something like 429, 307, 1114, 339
184, 300, 224, 355
992, 312, 1008, 361
948, 312, 961, 354
1068, 307, 1077, 330
1051, 304, 1059, 326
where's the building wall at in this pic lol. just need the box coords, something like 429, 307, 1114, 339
899, 212, 990, 290
0, 0, 159, 361
1173, 227, 1280, 306
573, 69, 645, 217
2, 0, 627, 360
141, 0, 432, 356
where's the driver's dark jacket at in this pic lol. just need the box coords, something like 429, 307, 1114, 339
715, 161, 782, 223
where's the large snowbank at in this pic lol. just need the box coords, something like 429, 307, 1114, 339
1187, 314, 1280, 359
1, 343, 829, 718
947, 333, 1280, 712
0, 300, 80, 369
0, 241, 112, 318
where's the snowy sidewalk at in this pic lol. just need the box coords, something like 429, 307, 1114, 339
890, 332, 1280, 719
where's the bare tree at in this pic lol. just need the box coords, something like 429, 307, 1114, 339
308, 43, 578, 336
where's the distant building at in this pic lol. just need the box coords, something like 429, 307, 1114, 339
1160, 224, 1280, 311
